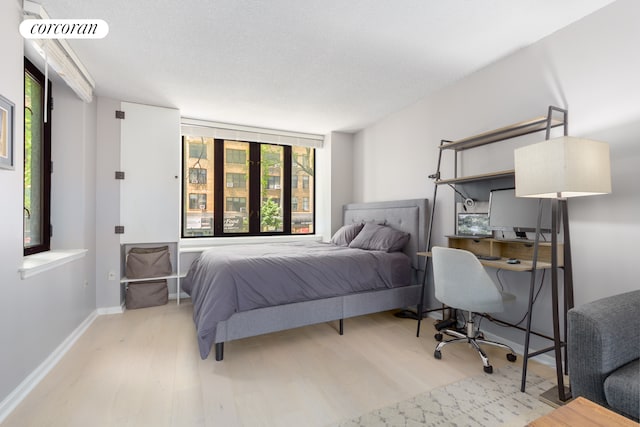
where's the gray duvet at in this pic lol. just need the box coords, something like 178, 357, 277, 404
181, 241, 411, 359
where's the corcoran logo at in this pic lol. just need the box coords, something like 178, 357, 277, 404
20, 19, 109, 39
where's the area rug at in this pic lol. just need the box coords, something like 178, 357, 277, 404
334, 365, 556, 427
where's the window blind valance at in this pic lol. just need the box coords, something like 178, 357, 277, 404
181, 118, 324, 149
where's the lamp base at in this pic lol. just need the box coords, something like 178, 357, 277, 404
539, 385, 572, 408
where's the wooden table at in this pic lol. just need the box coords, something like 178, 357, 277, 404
527, 397, 637, 426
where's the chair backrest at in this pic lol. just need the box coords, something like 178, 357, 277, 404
431, 246, 505, 313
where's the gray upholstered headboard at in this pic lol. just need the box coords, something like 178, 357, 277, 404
342, 199, 429, 273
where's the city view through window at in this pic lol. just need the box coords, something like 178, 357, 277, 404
183, 137, 314, 237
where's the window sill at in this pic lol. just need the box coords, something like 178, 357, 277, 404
180, 234, 321, 252
20, 249, 89, 280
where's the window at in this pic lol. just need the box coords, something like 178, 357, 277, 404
263, 151, 280, 163
183, 137, 214, 236
226, 148, 246, 164
260, 145, 284, 232
226, 197, 246, 212
189, 142, 207, 159
24, 58, 52, 255
291, 146, 314, 233
223, 141, 249, 233
182, 137, 315, 237
226, 173, 246, 188
188, 167, 207, 184
266, 176, 280, 189
189, 193, 207, 210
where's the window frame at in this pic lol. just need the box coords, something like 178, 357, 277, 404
225, 172, 246, 189
23, 58, 52, 256
188, 167, 207, 184
188, 193, 207, 210
266, 175, 281, 190
188, 142, 207, 159
181, 137, 315, 238
225, 196, 247, 212
225, 147, 246, 164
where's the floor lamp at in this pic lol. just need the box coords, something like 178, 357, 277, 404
514, 136, 612, 403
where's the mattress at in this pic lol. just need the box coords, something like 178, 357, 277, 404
181, 241, 412, 358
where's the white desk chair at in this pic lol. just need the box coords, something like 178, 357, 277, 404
431, 246, 518, 373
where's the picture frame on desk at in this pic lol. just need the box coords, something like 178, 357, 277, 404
0, 94, 15, 170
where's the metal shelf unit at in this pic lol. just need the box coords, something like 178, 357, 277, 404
416, 105, 570, 398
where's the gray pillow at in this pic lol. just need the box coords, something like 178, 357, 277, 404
330, 223, 364, 246
348, 223, 410, 252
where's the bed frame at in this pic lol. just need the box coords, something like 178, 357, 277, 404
212, 198, 429, 360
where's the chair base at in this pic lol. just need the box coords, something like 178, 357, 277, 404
434, 320, 517, 373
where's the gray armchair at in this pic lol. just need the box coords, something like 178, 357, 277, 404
568, 290, 639, 421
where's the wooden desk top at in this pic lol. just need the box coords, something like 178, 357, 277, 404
416, 252, 552, 272
527, 397, 637, 427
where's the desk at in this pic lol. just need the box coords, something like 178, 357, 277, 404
419, 236, 568, 397
417, 252, 550, 272
445, 236, 563, 269
527, 397, 637, 427
417, 235, 563, 272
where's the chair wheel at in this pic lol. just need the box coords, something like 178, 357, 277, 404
434, 333, 443, 342
484, 365, 493, 374
507, 353, 517, 362
434, 350, 442, 360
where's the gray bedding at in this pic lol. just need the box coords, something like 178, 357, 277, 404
181, 241, 412, 359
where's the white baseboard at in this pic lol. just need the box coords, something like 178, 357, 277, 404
426, 312, 556, 368
0, 309, 99, 424
169, 291, 190, 301
481, 329, 556, 368
97, 303, 125, 315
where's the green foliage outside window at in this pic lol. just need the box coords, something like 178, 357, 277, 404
261, 198, 282, 230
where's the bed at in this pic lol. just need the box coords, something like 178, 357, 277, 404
181, 198, 428, 360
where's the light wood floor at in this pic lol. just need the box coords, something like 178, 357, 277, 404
2, 301, 555, 427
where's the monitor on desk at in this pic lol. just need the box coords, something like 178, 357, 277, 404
488, 188, 554, 238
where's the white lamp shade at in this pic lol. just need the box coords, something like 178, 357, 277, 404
514, 136, 612, 198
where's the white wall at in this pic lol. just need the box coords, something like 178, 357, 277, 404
0, 0, 29, 404
95, 97, 123, 309
329, 132, 354, 234
51, 86, 97, 256
0, 0, 99, 410
316, 135, 331, 240
353, 0, 640, 347
316, 131, 354, 240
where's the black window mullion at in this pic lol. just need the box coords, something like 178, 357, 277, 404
283, 146, 292, 234
311, 152, 316, 234
248, 144, 261, 233
213, 139, 224, 235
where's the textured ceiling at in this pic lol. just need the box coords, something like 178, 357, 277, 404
35, 0, 615, 134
